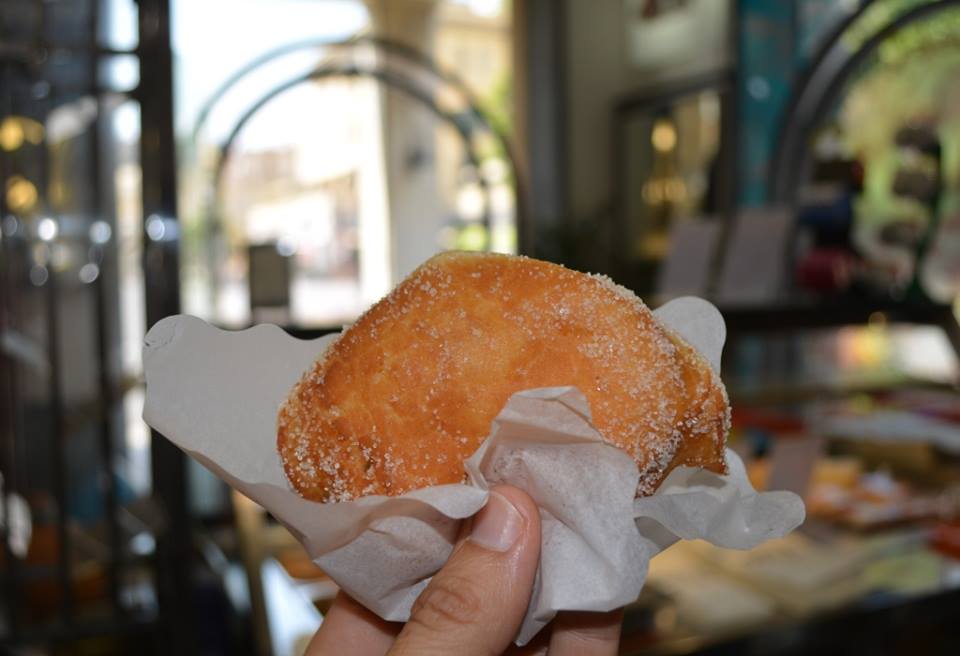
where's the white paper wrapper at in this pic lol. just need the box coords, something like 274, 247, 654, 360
142, 297, 805, 645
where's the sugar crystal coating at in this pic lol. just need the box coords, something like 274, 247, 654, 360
277, 251, 729, 502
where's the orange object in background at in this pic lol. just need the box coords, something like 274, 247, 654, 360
276, 547, 327, 582
8, 524, 108, 622
930, 520, 960, 560
748, 455, 861, 494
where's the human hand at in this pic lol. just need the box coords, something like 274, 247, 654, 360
304, 484, 622, 655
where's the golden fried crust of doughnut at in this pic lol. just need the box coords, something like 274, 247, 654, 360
277, 252, 729, 502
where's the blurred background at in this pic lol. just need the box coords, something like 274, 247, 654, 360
1, 0, 960, 654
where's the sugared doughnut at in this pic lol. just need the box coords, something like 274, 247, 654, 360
278, 252, 729, 502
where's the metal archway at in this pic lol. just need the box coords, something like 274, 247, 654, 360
188, 37, 521, 319
210, 66, 491, 233
189, 36, 519, 243
190, 36, 493, 146
770, 0, 960, 202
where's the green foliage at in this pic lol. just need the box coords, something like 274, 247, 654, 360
842, 0, 935, 52
481, 69, 512, 139
475, 69, 513, 172
839, 4, 960, 218
877, 6, 960, 64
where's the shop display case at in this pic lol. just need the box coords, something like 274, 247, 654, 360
619, 301, 960, 655
5, 1, 960, 654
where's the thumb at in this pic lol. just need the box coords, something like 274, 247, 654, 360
389, 485, 541, 656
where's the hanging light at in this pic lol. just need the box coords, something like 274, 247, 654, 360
651, 119, 677, 152
37, 217, 59, 242
89, 220, 112, 244
5, 176, 38, 214
29, 265, 49, 286
79, 262, 100, 284
0, 118, 24, 151
0, 116, 44, 151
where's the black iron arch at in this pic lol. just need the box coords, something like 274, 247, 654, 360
191, 36, 490, 145
211, 66, 491, 229
190, 36, 522, 296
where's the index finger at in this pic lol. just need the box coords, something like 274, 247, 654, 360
304, 591, 400, 656
547, 608, 624, 656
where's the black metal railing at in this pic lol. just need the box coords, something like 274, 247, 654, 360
0, 0, 189, 651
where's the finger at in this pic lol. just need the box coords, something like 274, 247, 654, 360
504, 624, 551, 656
389, 485, 541, 656
547, 609, 623, 656
305, 590, 401, 656
504, 642, 548, 656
